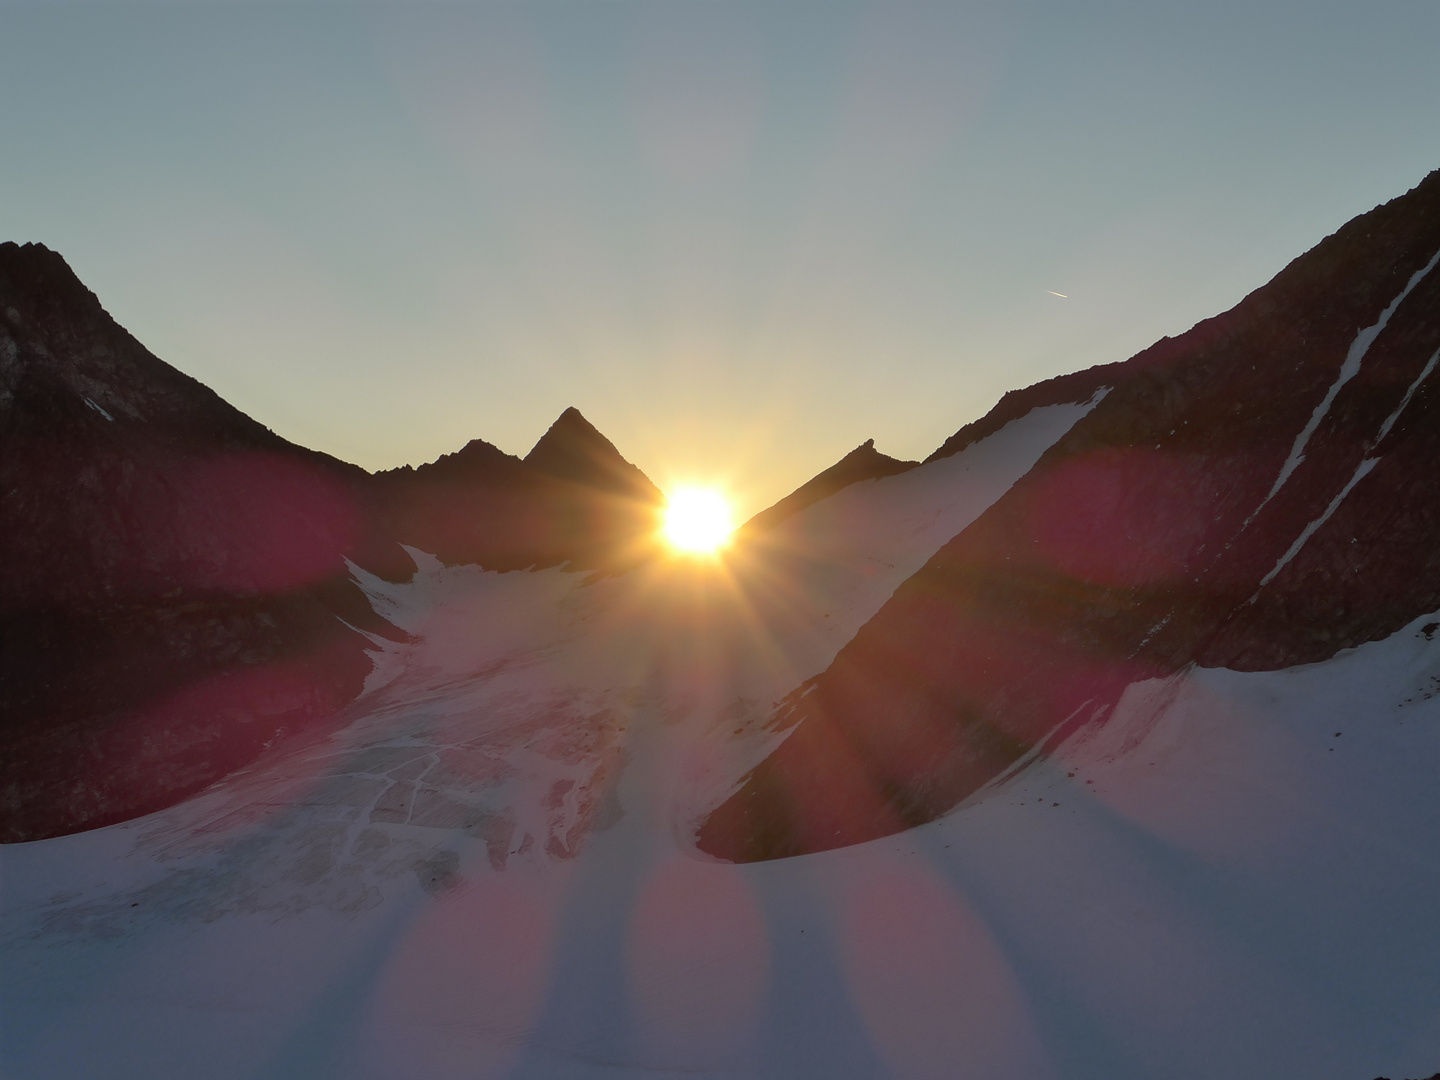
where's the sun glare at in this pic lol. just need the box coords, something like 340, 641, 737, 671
662, 488, 735, 555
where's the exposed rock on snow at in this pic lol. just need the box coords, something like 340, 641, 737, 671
700, 168, 1440, 862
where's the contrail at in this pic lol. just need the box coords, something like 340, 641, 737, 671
1047, 290, 1068, 298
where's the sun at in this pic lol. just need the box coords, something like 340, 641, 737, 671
662, 488, 735, 555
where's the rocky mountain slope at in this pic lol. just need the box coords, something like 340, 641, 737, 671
0, 243, 663, 841
700, 167, 1440, 861
0, 243, 389, 842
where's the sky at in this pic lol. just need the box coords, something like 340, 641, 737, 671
2, 0, 1438, 517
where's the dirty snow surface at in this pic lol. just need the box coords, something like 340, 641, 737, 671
6, 401, 1440, 1080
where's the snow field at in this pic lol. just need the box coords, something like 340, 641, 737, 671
7, 397, 1440, 1079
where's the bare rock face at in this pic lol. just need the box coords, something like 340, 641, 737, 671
699, 168, 1440, 863
0, 242, 398, 842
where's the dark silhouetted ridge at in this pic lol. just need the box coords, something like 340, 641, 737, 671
0, 242, 397, 844
744, 439, 919, 533
371, 410, 665, 574
701, 166, 1440, 864
523, 407, 664, 504
380, 437, 527, 487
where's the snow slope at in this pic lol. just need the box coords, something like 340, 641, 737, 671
5, 398, 1440, 1080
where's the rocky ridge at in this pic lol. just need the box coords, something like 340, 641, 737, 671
0, 243, 664, 840
700, 167, 1440, 861
742, 438, 919, 535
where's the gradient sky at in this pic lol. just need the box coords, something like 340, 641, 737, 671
2, 0, 1438, 516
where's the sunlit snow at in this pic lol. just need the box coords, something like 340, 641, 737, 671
6, 396, 1440, 1080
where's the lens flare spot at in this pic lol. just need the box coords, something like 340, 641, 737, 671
663, 488, 734, 555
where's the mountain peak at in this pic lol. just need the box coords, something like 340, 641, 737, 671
0, 242, 107, 338
744, 438, 919, 533
0, 240, 299, 451
523, 407, 663, 503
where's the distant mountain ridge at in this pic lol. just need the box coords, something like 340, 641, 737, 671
377, 405, 663, 510
372, 407, 665, 576
743, 438, 918, 534
524, 406, 664, 503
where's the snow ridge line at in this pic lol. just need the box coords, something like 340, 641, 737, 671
1246, 245, 1440, 527
1254, 344, 1440, 595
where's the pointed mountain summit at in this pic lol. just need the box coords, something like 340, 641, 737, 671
372, 410, 665, 574
744, 439, 918, 534
523, 406, 664, 504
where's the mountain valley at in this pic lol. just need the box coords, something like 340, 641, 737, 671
5, 170, 1440, 1080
